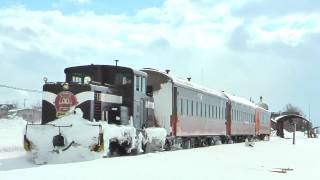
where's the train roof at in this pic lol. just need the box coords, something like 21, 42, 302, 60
65, 64, 147, 77
142, 68, 264, 109
223, 92, 257, 109
142, 68, 226, 99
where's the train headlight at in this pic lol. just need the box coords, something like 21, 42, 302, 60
62, 83, 69, 90
23, 135, 34, 152
84, 76, 91, 84
90, 133, 104, 152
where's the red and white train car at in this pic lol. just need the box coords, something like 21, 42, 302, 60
142, 68, 271, 148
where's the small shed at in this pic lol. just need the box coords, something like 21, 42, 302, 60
274, 114, 313, 138
16, 108, 41, 123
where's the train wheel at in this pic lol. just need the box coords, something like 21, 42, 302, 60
264, 135, 270, 141
182, 139, 191, 149
215, 140, 222, 145
208, 138, 215, 146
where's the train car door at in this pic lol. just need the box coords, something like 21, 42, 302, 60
255, 110, 260, 136
140, 99, 146, 128
225, 101, 232, 136
171, 87, 178, 136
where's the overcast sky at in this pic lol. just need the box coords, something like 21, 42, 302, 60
0, 0, 319, 125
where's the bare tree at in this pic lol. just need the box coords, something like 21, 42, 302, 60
281, 104, 305, 116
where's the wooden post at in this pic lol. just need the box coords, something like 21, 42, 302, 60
293, 123, 296, 145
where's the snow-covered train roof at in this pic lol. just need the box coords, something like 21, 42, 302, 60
223, 92, 257, 109
142, 68, 265, 109
142, 68, 226, 99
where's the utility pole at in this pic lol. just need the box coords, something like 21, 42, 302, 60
23, 98, 26, 108
308, 104, 311, 125
293, 122, 296, 145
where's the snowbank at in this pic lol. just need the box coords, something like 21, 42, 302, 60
283, 130, 308, 139
1, 134, 320, 180
0, 117, 26, 153
24, 108, 141, 164
144, 127, 167, 148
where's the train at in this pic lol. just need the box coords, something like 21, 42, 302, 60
23, 64, 271, 164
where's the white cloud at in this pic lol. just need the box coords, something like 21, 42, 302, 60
68, 0, 91, 4
0, 0, 320, 124
247, 14, 320, 47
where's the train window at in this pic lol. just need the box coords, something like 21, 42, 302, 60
212, 105, 214, 118
141, 77, 146, 93
191, 101, 194, 116
221, 107, 224, 120
177, 98, 181, 115
232, 110, 234, 121
208, 105, 211, 118
215, 106, 218, 119
72, 76, 83, 84
196, 102, 198, 116
204, 104, 207, 117
243, 112, 245, 122
200, 103, 203, 117
235, 110, 237, 121
246, 113, 248, 123
135, 76, 140, 91
181, 99, 183, 115
186, 100, 189, 116
184, 99, 188, 116
222, 107, 226, 119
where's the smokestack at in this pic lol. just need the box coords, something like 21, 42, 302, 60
165, 69, 170, 74
260, 96, 263, 102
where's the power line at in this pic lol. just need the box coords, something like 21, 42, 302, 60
0, 84, 42, 93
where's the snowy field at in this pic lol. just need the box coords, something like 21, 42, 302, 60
0, 118, 319, 180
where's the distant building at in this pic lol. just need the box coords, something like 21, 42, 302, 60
272, 114, 313, 138
16, 108, 41, 123
0, 104, 17, 118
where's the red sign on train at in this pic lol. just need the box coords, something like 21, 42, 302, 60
54, 91, 78, 117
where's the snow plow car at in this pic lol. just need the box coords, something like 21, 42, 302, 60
23, 65, 166, 164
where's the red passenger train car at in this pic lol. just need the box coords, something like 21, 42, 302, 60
142, 68, 271, 148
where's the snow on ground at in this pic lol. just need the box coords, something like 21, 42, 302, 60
1, 118, 320, 180
0, 117, 26, 158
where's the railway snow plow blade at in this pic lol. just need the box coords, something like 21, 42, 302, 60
23, 109, 105, 164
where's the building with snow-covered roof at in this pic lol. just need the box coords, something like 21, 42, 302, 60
272, 114, 313, 138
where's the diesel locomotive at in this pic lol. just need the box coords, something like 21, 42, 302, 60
23, 64, 271, 163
